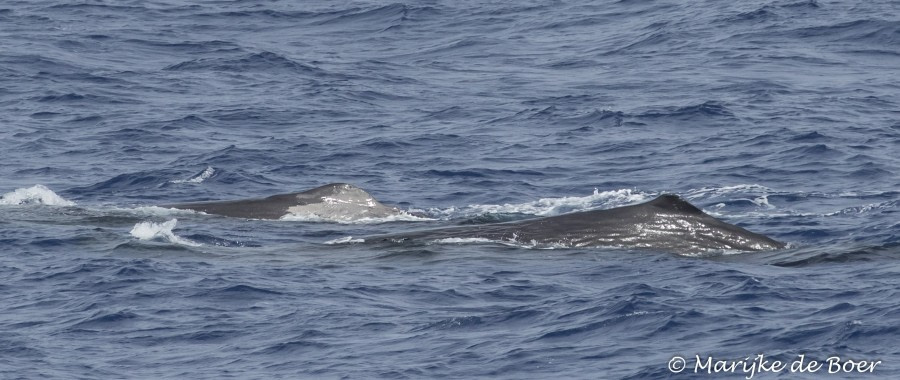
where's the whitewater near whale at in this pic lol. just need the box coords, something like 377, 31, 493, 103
163, 183, 785, 253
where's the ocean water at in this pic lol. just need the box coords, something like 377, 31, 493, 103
1, 0, 898, 378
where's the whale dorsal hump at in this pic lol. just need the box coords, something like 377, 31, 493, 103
296, 183, 369, 198
288, 183, 392, 208
645, 194, 704, 215
266, 183, 376, 204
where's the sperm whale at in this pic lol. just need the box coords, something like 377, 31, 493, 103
164, 184, 785, 253
366, 194, 786, 253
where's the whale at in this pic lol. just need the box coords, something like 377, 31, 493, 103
366, 194, 786, 253
163, 183, 408, 221
164, 183, 785, 253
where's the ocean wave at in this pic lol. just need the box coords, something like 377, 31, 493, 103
781, 143, 844, 158
43, 3, 146, 12
33, 92, 135, 104
176, 144, 288, 167
158, 115, 212, 130
67, 166, 274, 197
66, 170, 180, 195
729, 7, 778, 22
170, 166, 216, 184
490, 107, 625, 128
788, 131, 831, 142
605, 30, 684, 55
771, 242, 900, 267
120, 38, 239, 54
411, 36, 501, 57
636, 101, 735, 119
0, 54, 83, 74
164, 51, 326, 75
191, 9, 313, 21
824, 200, 898, 216
70, 310, 140, 330
793, 19, 900, 44
420, 168, 544, 178
312, 3, 413, 27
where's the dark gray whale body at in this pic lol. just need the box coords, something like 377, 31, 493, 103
163, 183, 784, 253
368, 194, 785, 254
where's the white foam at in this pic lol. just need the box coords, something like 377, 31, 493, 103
171, 166, 215, 184
129, 219, 201, 247
684, 184, 775, 199
823, 200, 897, 216
434, 188, 651, 218
431, 237, 497, 244
0, 185, 76, 206
429, 237, 569, 250
280, 211, 433, 224
684, 184, 780, 212
111, 205, 198, 217
323, 236, 366, 244
751, 195, 775, 209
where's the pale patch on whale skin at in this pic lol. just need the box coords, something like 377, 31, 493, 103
281, 184, 418, 222
163, 183, 411, 221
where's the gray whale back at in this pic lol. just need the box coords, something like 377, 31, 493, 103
163, 183, 403, 220
370, 194, 785, 253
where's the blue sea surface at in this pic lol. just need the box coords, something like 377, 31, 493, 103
1, 0, 898, 378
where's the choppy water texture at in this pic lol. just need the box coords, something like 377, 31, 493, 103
1, 0, 899, 378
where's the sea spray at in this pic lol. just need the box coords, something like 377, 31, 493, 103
0, 185, 76, 206
129, 219, 201, 247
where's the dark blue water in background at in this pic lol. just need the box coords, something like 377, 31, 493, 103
1, 0, 898, 378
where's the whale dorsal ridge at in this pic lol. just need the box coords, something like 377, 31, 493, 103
645, 194, 704, 215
